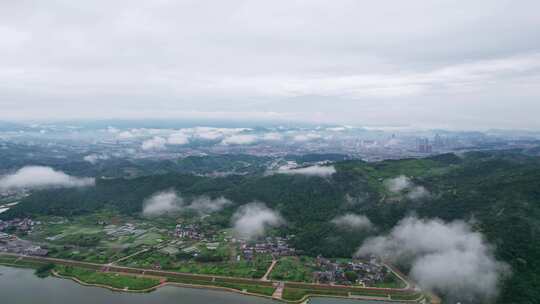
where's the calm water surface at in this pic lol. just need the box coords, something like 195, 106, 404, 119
0, 266, 393, 304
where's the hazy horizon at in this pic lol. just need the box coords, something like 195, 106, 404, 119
2, 1, 540, 129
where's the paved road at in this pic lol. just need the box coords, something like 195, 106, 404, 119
108, 248, 149, 266
272, 281, 284, 299
260, 260, 277, 281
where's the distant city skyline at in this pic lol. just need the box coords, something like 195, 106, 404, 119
1, 1, 540, 130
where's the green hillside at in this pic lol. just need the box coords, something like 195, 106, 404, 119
3, 151, 539, 303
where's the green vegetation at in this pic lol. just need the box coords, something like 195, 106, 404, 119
121, 250, 272, 279
3, 150, 540, 303
270, 256, 315, 282
35, 263, 55, 278
282, 281, 421, 301
166, 276, 275, 296
55, 265, 160, 290
0, 255, 47, 269
373, 272, 407, 289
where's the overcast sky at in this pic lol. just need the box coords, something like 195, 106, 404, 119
1, 1, 539, 130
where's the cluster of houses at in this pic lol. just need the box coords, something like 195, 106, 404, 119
174, 224, 203, 240
0, 217, 40, 234
104, 223, 146, 238
313, 255, 387, 286
0, 234, 48, 256
239, 236, 296, 261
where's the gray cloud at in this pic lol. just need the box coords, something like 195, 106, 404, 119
232, 202, 284, 239
0, 166, 95, 189
1, 1, 539, 129
331, 213, 373, 230
356, 216, 510, 302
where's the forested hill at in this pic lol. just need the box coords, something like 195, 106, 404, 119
3, 151, 540, 304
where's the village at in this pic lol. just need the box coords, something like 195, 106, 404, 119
0, 215, 392, 287
0, 217, 48, 256
313, 255, 389, 286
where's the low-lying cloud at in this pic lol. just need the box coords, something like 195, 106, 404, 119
221, 134, 258, 145
292, 133, 322, 142
384, 175, 430, 200
275, 165, 336, 177
142, 190, 182, 216
142, 190, 232, 216
188, 196, 232, 213
167, 132, 190, 145
232, 202, 284, 239
141, 136, 167, 150
356, 216, 509, 302
83, 154, 109, 164
331, 213, 373, 230
0, 166, 95, 189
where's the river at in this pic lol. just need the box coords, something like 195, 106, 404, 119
0, 266, 394, 304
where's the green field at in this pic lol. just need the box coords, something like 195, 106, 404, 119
372, 272, 407, 289
120, 249, 272, 279
270, 256, 315, 282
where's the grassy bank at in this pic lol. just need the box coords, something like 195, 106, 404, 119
1, 254, 422, 302
55, 265, 161, 291
282, 282, 421, 302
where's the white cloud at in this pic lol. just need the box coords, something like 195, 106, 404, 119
331, 213, 373, 230
117, 131, 135, 139
188, 196, 232, 213
143, 190, 231, 216
326, 127, 346, 132
384, 175, 430, 200
356, 216, 510, 302
384, 175, 413, 193
275, 165, 336, 177
232, 202, 284, 239
221, 134, 258, 145
262, 132, 283, 141
406, 185, 430, 200
141, 136, 167, 150
292, 133, 322, 142
185, 127, 250, 141
142, 190, 182, 216
83, 154, 109, 164
167, 132, 190, 145
0, 166, 95, 189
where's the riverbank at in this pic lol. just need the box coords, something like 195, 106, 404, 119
0, 253, 424, 303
